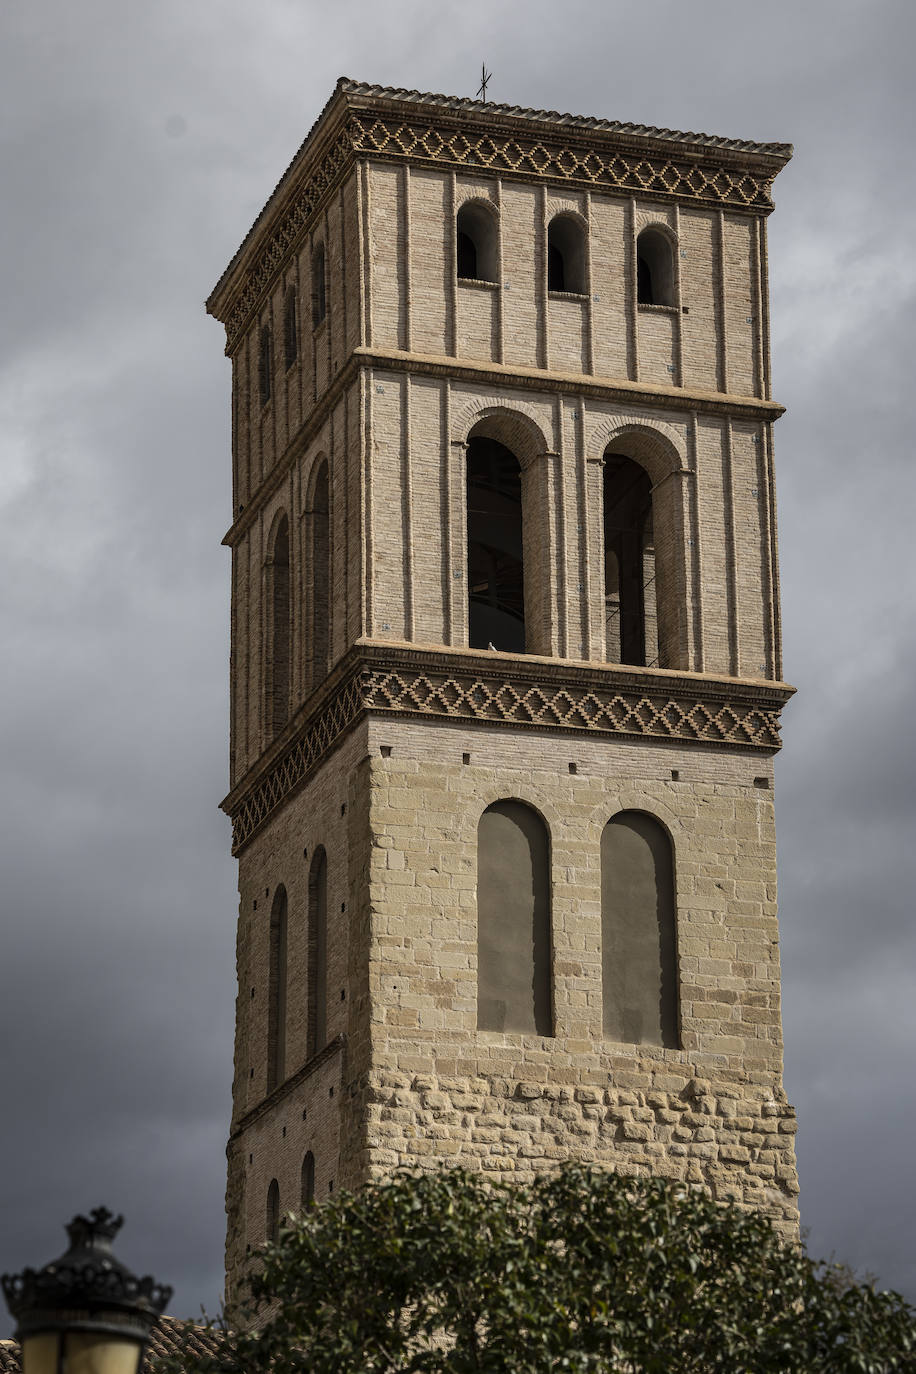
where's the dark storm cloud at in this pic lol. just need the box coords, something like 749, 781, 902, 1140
1, 0, 913, 1333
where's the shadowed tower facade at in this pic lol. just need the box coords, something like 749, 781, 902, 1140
206, 79, 798, 1302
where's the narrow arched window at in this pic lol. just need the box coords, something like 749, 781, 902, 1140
266, 1179, 280, 1244
456, 201, 498, 283
266, 885, 288, 1093
269, 515, 291, 734
258, 323, 271, 406
301, 1151, 315, 1208
477, 800, 552, 1035
308, 462, 330, 689
603, 455, 657, 667
307, 847, 328, 1059
467, 436, 525, 653
283, 285, 298, 369
547, 215, 586, 294
601, 812, 678, 1048
312, 243, 327, 327
636, 228, 675, 307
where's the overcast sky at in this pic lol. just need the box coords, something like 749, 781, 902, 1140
1, 0, 914, 1332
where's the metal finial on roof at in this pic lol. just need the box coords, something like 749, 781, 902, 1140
476, 63, 492, 102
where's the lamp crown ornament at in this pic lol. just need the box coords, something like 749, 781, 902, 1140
65, 1209, 124, 1252
2, 1209, 172, 1370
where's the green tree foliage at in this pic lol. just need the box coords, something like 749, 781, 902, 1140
159, 1164, 915, 1372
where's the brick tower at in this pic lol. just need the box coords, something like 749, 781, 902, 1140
206, 79, 798, 1301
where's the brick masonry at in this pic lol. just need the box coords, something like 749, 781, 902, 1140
208, 81, 798, 1307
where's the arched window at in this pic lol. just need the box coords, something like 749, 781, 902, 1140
258, 322, 271, 406
312, 243, 327, 327
283, 285, 298, 369
307, 461, 330, 690
477, 800, 552, 1035
603, 455, 657, 667
268, 514, 291, 734
467, 436, 525, 653
300, 1151, 315, 1208
601, 812, 678, 1048
266, 1179, 280, 1244
456, 201, 498, 283
266, 885, 288, 1093
307, 847, 328, 1059
636, 228, 676, 307
547, 214, 587, 295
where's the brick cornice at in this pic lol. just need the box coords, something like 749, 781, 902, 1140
229, 1034, 346, 1140
208, 82, 791, 354
221, 349, 784, 549
221, 642, 794, 855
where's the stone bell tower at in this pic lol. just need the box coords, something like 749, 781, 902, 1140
206, 78, 799, 1301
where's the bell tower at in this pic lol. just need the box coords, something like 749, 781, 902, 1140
207, 79, 799, 1301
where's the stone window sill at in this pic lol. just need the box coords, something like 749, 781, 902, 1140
638, 302, 679, 314
548, 289, 589, 302
457, 276, 498, 291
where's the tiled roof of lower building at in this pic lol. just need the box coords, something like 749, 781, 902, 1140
0, 1317, 222, 1374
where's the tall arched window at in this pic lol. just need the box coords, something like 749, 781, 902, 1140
258, 322, 271, 406
603, 455, 657, 667
467, 436, 525, 653
300, 1151, 315, 1208
547, 214, 587, 294
307, 847, 328, 1059
601, 812, 678, 1048
477, 800, 552, 1035
636, 228, 676, 306
268, 514, 291, 734
283, 285, 298, 369
456, 201, 498, 283
266, 885, 288, 1093
312, 243, 327, 327
307, 461, 330, 690
266, 1179, 280, 1243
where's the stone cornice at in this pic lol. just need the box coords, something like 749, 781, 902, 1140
221, 642, 794, 855
208, 80, 792, 353
222, 348, 784, 549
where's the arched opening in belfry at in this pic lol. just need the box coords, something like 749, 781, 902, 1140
466, 436, 525, 653
456, 200, 498, 283
307, 461, 330, 690
601, 811, 679, 1049
266, 885, 288, 1093
603, 454, 657, 668
636, 227, 676, 307
477, 800, 552, 1036
311, 242, 327, 326
269, 514, 291, 734
547, 214, 587, 294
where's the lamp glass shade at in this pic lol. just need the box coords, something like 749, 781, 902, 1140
19, 1332, 60, 1374
63, 1333, 144, 1374
19, 1331, 145, 1374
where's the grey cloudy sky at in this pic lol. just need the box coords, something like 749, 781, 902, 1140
1, 0, 914, 1330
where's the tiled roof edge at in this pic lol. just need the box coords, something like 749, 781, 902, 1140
338, 78, 794, 158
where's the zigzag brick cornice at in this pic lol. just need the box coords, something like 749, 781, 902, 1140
222, 643, 794, 855
210, 81, 791, 353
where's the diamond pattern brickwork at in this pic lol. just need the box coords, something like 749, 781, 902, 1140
226, 649, 787, 853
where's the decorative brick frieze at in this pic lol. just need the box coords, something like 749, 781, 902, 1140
223, 643, 792, 853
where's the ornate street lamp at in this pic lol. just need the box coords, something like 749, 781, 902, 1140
2, 1209, 171, 1374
